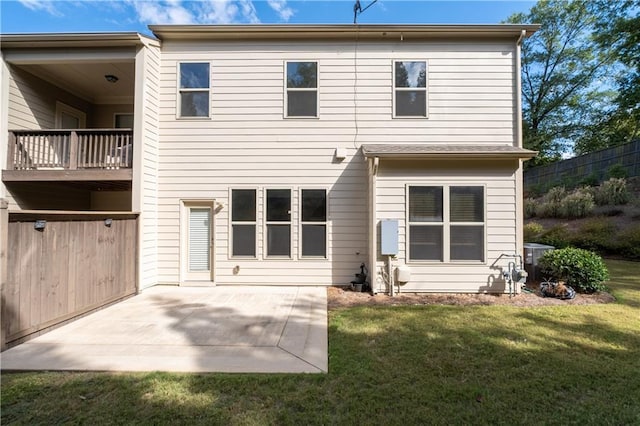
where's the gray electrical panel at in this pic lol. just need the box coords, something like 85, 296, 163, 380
380, 220, 399, 255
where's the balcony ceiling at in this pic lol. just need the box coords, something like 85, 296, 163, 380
19, 62, 135, 105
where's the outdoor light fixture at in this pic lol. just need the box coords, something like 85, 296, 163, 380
104, 218, 113, 227
34, 220, 46, 231
104, 74, 119, 83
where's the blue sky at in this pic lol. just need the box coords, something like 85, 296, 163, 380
1, 1, 536, 35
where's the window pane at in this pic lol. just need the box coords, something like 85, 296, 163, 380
266, 189, 291, 221
409, 186, 442, 222
302, 189, 326, 222
451, 187, 484, 222
409, 225, 443, 261
287, 91, 317, 117
396, 91, 426, 116
180, 91, 209, 117
232, 189, 256, 222
233, 224, 256, 257
287, 62, 317, 88
302, 224, 326, 257
451, 225, 484, 261
189, 208, 210, 271
267, 224, 291, 256
180, 63, 209, 88
395, 61, 426, 88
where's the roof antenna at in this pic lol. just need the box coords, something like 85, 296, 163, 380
353, 0, 378, 24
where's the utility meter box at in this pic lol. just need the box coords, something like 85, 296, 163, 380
380, 220, 399, 255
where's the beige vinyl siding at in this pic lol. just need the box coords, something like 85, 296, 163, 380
373, 159, 519, 293
137, 42, 161, 289
90, 104, 134, 128
156, 39, 516, 286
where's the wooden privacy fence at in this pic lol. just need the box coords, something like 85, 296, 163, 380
7, 129, 133, 170
524, 140, 640, 188
1, 210, 138, 350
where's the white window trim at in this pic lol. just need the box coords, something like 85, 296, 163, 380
284, 60, 320, 119
392, 60, 429, 119
176, 61, 212, 120
229, 187, 259, 260
299, 187, 329, 260
406, 183, 486, 264
264, 187, 294, 259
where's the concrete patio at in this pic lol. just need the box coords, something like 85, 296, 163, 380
1, 286, 327, 373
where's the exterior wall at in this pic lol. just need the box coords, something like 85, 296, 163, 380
7, 65, 90, 131
90, 104, 134, 128
156, 39, 517, 286
373, 159, 519, 293
134, 41, 161, 289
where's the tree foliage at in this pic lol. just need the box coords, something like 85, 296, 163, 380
509, 0, 639, 164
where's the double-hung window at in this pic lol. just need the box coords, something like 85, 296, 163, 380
394, 61, 427, 117
301, 189, 327, 257
285, 61, 318, 117
231, 189, 257, 257
266, 189, 292, 257
178, 62, 210, 118
408, 185, 484, 262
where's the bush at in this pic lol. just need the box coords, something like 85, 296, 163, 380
580, 172, 600, 187
618, 225, 640, 260
539, 225, 572, 248
535, 186, 566, 218
524, 222, 544, 241
558, 187, 595, 218
572, 218, 618, 253
594, 178, 630, 206
607, 163, 628, 179
538, 248, 609, 293
524, 198, 537, 219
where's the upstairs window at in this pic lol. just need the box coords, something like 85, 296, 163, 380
394, 61, 427, 117
286, 61, 318, 117
179, 62, 210, 118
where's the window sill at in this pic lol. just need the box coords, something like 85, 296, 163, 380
284, 116, 320, 120
176, 116, 212, 120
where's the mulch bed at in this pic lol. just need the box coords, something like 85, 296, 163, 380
327, 283, 615, 310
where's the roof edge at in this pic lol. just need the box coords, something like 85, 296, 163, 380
0, 32, 157, 49
150, 24, 540, 41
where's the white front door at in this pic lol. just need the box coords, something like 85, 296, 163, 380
181, 201, 214, 284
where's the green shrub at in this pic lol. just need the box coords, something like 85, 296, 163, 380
539, 225, 572, 248
558, 187, 595, 218
538, 248, 609, 293
580, 172, 600, 187
618, 225, 640, 260
572, 218, 618, 253
535, 186, 566, 218
524, 222, 544, 241
524, 198, 537, 218
607, 163, 628, 179
594, 178, 630, 206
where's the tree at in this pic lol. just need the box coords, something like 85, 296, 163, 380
508, 0, 615, 165
575, 0, 640, 154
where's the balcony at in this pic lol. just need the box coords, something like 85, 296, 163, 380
3, 129, 133, 188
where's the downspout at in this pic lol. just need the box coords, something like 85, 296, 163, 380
514, 29, 527, 293
368, 157, 378, 293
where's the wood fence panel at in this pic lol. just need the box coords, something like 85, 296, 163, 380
1, 213, 138, 348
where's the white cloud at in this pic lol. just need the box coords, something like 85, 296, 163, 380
267, 0, 294, 22
126, 0, 264, 25
18, 0, 62, 16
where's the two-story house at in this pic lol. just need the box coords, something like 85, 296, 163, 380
1, 24, 538, 303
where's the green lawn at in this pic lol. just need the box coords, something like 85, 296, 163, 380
2, 260, 639, 425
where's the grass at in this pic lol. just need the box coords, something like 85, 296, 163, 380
2, 260, 639, 425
